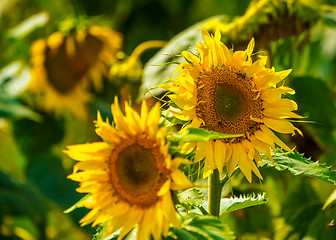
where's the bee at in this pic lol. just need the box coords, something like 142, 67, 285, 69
327, 220, 335, 228
237, 71, 246, 79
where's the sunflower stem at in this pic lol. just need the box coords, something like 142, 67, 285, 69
208, 169, 221, 217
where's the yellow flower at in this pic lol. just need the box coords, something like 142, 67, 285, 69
64, 97, 192, 240
29, 25, 122, 118
160, 28, 303, 182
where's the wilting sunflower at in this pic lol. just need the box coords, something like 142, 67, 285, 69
64, 97, 192, 239
160, 28, 302, 182
29, 25, 122, 118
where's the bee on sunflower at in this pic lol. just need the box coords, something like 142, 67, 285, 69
64, 97, 192, 239
28, 25, 122, 118
159, 28, 303, 182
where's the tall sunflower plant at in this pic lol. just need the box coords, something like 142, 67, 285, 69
64, 26, 336, 240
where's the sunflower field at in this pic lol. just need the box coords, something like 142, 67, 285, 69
1, 0, 336, 239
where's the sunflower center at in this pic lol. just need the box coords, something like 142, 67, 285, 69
196, 67, 263, 143
214, 84, 245, 121
108, 135, 170, 208
117, 144, 158, 190
44, 33, 103, 94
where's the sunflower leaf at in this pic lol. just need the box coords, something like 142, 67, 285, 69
0, 170, 49, 216
0, 88, 41, 121
259, 150, 336, 185
169, 128, 243, 143
322, 188, 336, 210
64, 194, 92, 214
92, 223, 107, 240
177, 188, 204, 208
217, 193, 268, 216
181, 215, 235, 240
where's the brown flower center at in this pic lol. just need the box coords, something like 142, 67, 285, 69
44, 32, 103, 94
196, 67, 263, 143
108, 134, 170, 208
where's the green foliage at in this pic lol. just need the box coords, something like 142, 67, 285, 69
291, 76, 336, 148
92, 223, 108, 240
0, 88, 41, 121
170, 128, 243, 143
323, 188, 336, 210
177, 188, 204, 208
0, 170, 49, 216
259, 150, 336, 185
12, 113, 65, 157
219, 193, 268, 216
279, 178, 336, 239
64, 194, 92, 214
139, 16, 224, 99
165, 215, 235, 240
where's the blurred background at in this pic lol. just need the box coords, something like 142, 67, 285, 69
1, 0, 336, 239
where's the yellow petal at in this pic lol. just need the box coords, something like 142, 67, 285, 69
194, 141, 206, 162
170, 170, 193, 190
65, 142, 111, 154
263, 117, 299, 135
260, 125, 293, 153
254, 130, 275, 149
246, 38, 255, 57
201, 27, 212, 44
227, 144, 239, 176
250, 161, 263, 180
237, 145, 252, 183
205, 140, 216, 170
249, 135, 273, 163
64, 150, 109, 162
137, 207, 155, 240
73, 160, 107, 172
158, 179, 171, 196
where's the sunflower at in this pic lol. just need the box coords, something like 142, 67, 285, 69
64, 97, 192, 239
29, 25, 122, 118
159, 28, 303, 182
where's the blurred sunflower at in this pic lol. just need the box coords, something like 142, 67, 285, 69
29, 25, 122, 118
160, 28, 303, 182
64, 97, 192, 239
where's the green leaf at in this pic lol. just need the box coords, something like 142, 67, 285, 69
0, 88, 41, 121
8, 11, 49, 38
322, 188, 336, 210
219, 193, 268, 216
13, 113, 64, 157
291, 77, 336, 147
182, 215, 235, 240
0, 170, 49, 216
25, 153, 80, 210
92, 223, 108, 240
259, 150, 336, 185
64, 194, 92, 214
321, 9, 336, 27
177, 188, 204, 208
169, 128, 243, 143
171, 228, 199, 240
138, 15, 225, 99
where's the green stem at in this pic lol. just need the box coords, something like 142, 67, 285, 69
208, 169, 221, 217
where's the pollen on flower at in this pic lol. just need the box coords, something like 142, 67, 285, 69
196, 66, 263, 143
108, 134, 170, 208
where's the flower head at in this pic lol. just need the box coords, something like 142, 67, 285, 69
64, 97, 192, 239
160, 28, 302, 182
29, 25, 122, 118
